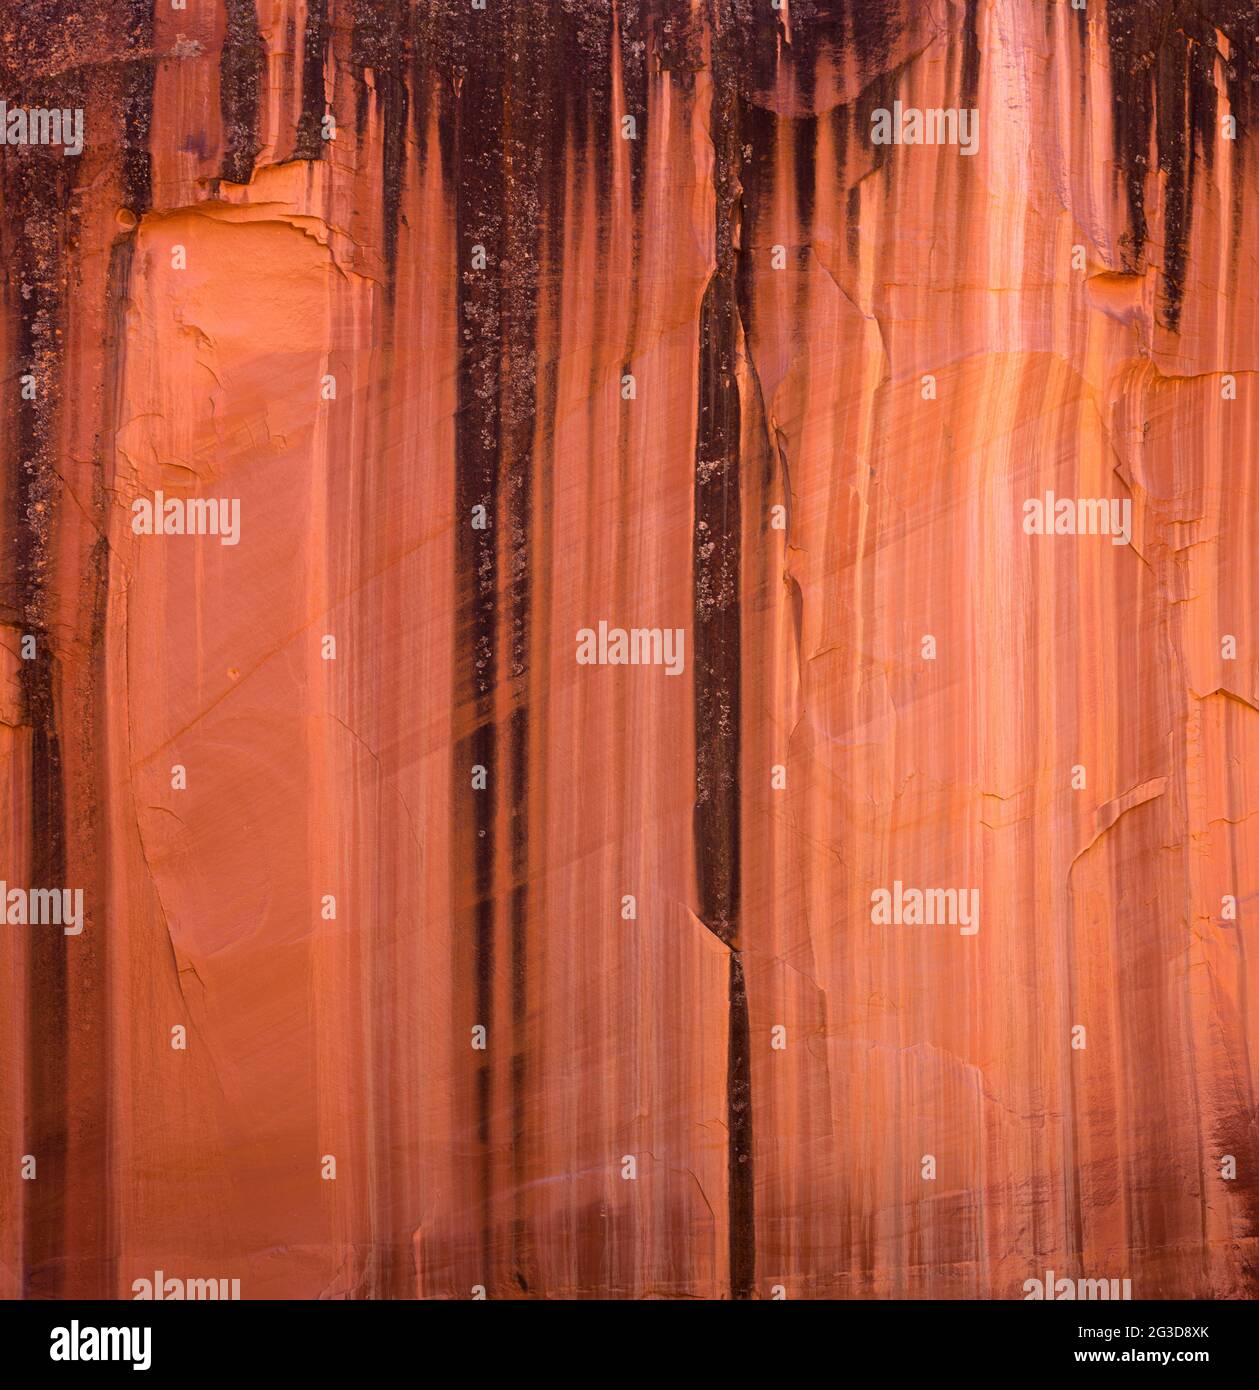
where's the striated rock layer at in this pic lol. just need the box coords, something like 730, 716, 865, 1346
0, 0, 1256, 1299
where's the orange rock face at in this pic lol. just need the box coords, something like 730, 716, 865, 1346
0, 0, 1256, 1300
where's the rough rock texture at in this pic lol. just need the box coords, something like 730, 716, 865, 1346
0, 0, 1257, 1300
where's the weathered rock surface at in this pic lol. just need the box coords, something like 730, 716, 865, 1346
0, 0, 1256, 1299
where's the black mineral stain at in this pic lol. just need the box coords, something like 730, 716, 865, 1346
433, 0, 631, 1299
619, 0, 649, 215
738, 0, 906, 108
960, 0, 981, 110
618, 5, 652, 397
121, 0, 155, 211
794, 111, 818, 235
497, 0, 563, 1304
1105, 0, 1257, 331
1213, 1104, 1259, 1281
0, 6, 82, 1301
442, 0, 506, 1289
1, 0, 163, 1300
220, 0, 266, 184
293, 0, 330, 161
697, 0, 752, 1301
350, 0, 410, 294
438, 0, 614, 1301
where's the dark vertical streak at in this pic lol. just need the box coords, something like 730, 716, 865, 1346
410, 1, 457, 177
220, 0, 266, 184
438, 0, 580, 1296
960, 0, 981, 109
17, 357, 68, 1294
792, 113, 817, 238
500, 0, 584, 1298
1, 0, 157, 1301
90, 236, 142, 1301
21, 728, 68, 1300
342, 0, 415, 1297
1156, 33, 1193, 334
121, 0, 154, 210
351, 0, 410, 294
845, 182, 861, 263
445, 0, 505, 1282
502, 0, 543, 1290
1106, 0, 1255, 331
619, 0, 648, 216
697, 0, 751, 1301
524, 16, 569, 1286
726, 953, 754, 1292
294, 0, 330, 161
0, 71, 71, 1312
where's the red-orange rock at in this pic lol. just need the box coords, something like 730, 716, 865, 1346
0, 0, 1255, 1300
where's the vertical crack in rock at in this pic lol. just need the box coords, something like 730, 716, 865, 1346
696, 0, 752, 1301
